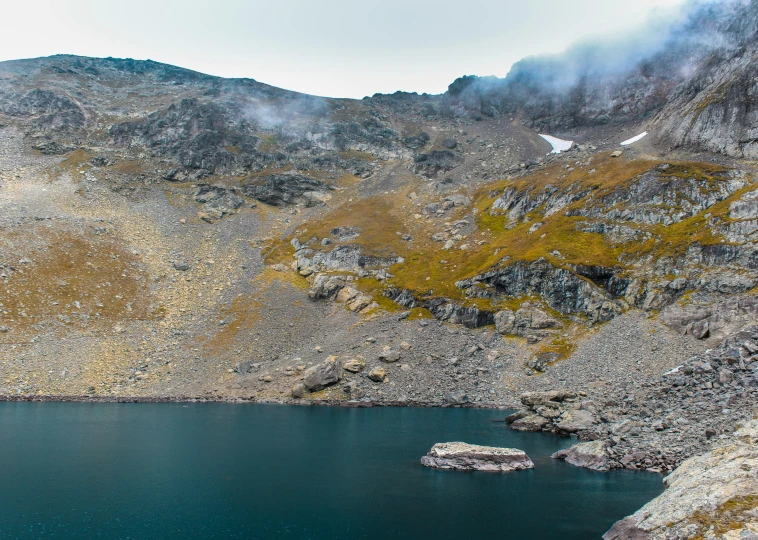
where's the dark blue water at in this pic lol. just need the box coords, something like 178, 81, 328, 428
0, 403, 661, 539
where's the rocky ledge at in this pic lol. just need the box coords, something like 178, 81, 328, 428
420, 442, 534, 472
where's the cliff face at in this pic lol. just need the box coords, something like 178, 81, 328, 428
440, 0, 758, 160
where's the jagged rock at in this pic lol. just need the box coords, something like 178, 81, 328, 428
194, 185, 244, 220
235, 360, 253, 374
298, 244, 402, 274
420, 442, 534, 472
412, 150, 462, 179
458, 259, 621, 323
308, 273, 346, 299
661, 297, 758, 341
552, 441, 610, 471
242, 173, 332, 207
303, 356, 342, 391
520, 390, 576, 406
32, 140, 76, 155
443, 391, 468, 405
172, 261, 190, 271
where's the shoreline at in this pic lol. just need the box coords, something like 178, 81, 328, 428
0, 394, 515, 409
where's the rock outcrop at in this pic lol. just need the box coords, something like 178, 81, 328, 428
420, 442, 534, 472
604, 419, 758, 540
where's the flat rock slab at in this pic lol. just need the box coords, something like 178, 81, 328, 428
421, 442, 534, 472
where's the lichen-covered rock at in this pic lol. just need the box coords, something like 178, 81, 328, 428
421, 442, 534, 472
342, 357, 366, 373
367, 367, 386, 382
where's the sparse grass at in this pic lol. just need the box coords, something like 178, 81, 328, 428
265, 153, 750, 315
338, 150, 376, 162
0, 225, 154, 336
257, 134, 278, 153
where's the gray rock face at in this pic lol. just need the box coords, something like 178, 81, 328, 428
494, 304, 560, 337
661, 297, 758, 341
420, 442, 534, 472
412, 150, 462, 179
552, 441, 610, 471
457, 259, 621, 323
194, 185, 244, 220
303, 356, 342, 392
242, 174, 332, 207
0, 88, 85, 133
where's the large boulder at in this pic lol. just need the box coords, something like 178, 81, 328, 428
510, 414, 549, 432
421, 442, 534, 472
555, 409, 597, 433
552, 441, 610, 471
303, 356, 343, 391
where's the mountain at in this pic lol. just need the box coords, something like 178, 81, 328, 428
2, 0, 758, 536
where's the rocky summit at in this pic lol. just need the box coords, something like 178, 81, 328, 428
2, 0, 758, 536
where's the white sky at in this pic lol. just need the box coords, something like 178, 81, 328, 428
0, 0, 685, 98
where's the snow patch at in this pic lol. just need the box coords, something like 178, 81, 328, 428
621, 132, 648, 146
539, 134, 574, 154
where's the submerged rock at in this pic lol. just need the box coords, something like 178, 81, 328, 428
421, 442, 534, 472
552, 441, 610, 471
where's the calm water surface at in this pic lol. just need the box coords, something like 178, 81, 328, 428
0, 403, 661, 539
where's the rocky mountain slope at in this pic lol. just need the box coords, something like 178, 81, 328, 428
2, 0, 758, 536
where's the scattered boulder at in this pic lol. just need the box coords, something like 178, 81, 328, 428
343, 357, 366, 373
291, 383, 306, 398
367, 367, 386, 382
444, 391, 469, 405
303, 356, 343, 391
378, 348, 401, 363
172, 261, 190, 271
420, 442, 534, 472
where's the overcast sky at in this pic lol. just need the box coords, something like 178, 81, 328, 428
0, 0, 684, 98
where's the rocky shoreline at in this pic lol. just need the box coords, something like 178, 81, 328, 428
0, 393, 513, 409
507, 325, 758, 474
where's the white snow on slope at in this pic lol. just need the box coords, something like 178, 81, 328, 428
621, 132, 648, 146
539, 134, 574, 154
